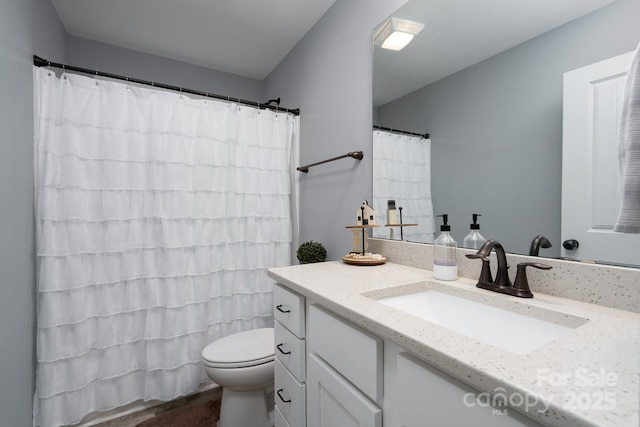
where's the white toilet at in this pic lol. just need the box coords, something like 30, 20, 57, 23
202, 328, 275, 427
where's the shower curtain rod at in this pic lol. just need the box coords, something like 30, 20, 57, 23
373, 125, 429, 139
33, 55, 300, 116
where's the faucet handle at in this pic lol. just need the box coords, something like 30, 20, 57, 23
465, 253, 493, 286
512, 262, 552, 298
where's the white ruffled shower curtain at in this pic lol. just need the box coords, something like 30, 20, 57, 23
33, 67, 297, 427
372, 130, 435, 243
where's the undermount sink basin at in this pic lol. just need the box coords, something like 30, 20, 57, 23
368, 283, 588, 354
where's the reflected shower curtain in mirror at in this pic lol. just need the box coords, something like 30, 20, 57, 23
372, 130, 435, 243
33, 67, 296, 427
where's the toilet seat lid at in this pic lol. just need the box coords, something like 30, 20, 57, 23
202, 328, 274, 366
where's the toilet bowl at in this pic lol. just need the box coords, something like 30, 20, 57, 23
202, 328, 275, 427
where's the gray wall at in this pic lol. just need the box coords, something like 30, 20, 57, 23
265, 0, 407, 260
0, 0, 66, 425
66, 35, 264, 102
377, 0, 640, 256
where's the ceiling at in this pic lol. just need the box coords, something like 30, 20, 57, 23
50, 0, 337, 80
50, 0, 619, 93
373, 0, 619, 106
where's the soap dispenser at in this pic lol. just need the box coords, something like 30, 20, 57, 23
463, 214, 486, 250
433, 214, 458, 280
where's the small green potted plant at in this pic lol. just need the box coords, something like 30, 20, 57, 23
296, 241, 327, 264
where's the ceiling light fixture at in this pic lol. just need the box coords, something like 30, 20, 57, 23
373, 17, 424, 51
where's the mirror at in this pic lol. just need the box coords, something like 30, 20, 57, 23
372, 0, 640, 267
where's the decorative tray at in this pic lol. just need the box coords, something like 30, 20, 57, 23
341, 254, 386, 266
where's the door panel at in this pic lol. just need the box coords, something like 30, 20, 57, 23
306, 354, 381, 427
562, 51, 639, 266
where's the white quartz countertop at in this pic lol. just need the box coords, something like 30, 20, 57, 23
267, 261, 640, 427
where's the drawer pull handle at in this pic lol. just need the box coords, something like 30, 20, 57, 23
277, 388, 292, 403
276, 304, 291, 313
277, 343, 291, 355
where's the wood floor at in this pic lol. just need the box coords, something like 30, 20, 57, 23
91, 388, 222, 427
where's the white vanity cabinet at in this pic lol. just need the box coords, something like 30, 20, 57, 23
274, 284, 306, 427
273, 283, 544, 427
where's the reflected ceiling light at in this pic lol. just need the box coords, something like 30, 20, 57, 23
374, 17, 424, 51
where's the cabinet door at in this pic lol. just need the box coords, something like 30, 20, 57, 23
396, 353, 543, 427
307, 354, 382, 427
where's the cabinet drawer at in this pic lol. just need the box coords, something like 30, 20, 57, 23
274, 405, 292, 427
274, 284, 305, 338
308, 304, 383, 402
275, 320, 306, 382
275, 358, 306, 427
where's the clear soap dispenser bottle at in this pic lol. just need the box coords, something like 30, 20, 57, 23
433, 214, 458, 280
463, 214, 486, 250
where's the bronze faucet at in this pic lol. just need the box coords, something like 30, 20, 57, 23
529, 235, 552, 256
466, 239, 551, 298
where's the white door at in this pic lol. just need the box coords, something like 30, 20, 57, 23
562, 51, 640, 266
